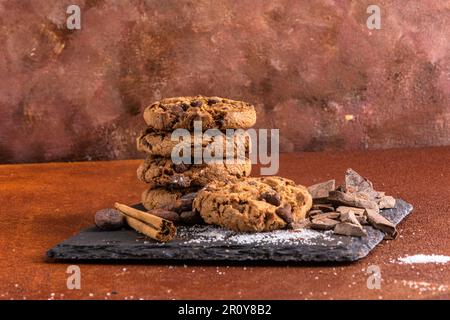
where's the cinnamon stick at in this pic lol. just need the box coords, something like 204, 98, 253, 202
114, 203, 176, 242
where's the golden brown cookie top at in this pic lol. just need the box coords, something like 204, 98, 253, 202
143, 95, 256, 131
193, 177, 313, 232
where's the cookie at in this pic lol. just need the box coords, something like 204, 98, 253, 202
143, 96, 256, 131
137, 128, 251, 158
137, 156, 252, 188
141, 187, 199, 212
193, 177, 313, 232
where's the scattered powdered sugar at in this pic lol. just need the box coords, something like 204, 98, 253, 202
179, 225, 336, 246
395, 254, 450, 264
181, 226, 230, 244
227, 229, 332, 245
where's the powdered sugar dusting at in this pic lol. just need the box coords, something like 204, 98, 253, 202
228, 229, 333, 245
396, 254, 450, 264
178, 225, 339, 246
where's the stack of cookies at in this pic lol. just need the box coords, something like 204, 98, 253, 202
136, 95, 256, 215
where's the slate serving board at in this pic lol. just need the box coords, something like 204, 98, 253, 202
47, 199, 413, 262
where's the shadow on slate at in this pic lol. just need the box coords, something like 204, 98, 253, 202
46, 199, 413, 263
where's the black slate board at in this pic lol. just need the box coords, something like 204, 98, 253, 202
47, 199, 413, 262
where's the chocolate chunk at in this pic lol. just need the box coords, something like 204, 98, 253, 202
306, 209, 323, 218
328, 190, 379, 211
334, 222, 367, 237
148, 209, 180, 223
336, 206, 365, 216
190, 100, 203, 107
308, 180, 335, 199
365, 208, 397, 238
312, 204, 335, 212
94, 208, 125, 231
173, 163, 189, 173
260, 192, 281, 206
177, 192, 197, 212
340, 211, 361, 226
276, 204, 293, 224
180, 211, 204, 226
377, 196, 396, 209
315, 211, 341, 220
207, 98, 219, 105
180, 103, 190, 111
310, 217, 339, 230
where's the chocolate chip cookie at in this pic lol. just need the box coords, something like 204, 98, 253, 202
193, 177, 313, 232
137, 128, 251, 158
141, 187, 199, 212
143, 96, 256, 131
137, 156, 252, 188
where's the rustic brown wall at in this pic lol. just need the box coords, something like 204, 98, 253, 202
1, 0, 449, 163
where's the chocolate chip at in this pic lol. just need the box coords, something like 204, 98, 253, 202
207, 98, 219, 105
190, 100, 203, 107
275, 204, 293, 224
94, 208, 125, 231
177, 192, 197, 212
217, 118, 225, 126
180, 103, 190, 111
173, 163, 189, 173
260, 192, 281, 206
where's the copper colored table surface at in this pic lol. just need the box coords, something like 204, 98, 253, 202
0, 147, 449, 300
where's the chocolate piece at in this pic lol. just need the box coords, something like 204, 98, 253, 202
260, 192, 281, 206
316, 211, 341, 220
344, 168, 386, 202
306, 209, 323, 218
334, 222, 367, 237
312, 204, 335, 212
328, 191, 379, 212
207, 98, 219, 105
275, 204, 293, 224
377, 196, 396, 209
147, 209, 180, 224
340, 211, 361, 226
365, 208, 397, 238
336, 206, 366, 216
180, 103, 190, 111
94, 208, 126, 231
176, 192, 198, 212
173, 163, 189, 173
310, 217, 339, 230
308, 180, 336, 199
180, 211, 204, 225
190, 100, 203, 107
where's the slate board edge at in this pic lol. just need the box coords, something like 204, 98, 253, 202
46, 199, 413, 263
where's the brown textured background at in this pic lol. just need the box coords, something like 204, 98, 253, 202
1, 0, 450, 164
